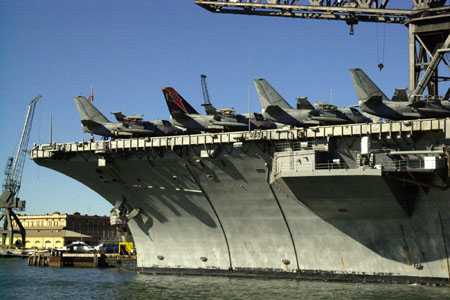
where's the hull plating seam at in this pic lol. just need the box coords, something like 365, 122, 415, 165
185, 163, 233, 270
267, 164, 301, 271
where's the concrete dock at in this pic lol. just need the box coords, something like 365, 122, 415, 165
27, 251, 136, 269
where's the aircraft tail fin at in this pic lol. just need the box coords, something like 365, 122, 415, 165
162, 87, 199, 116
74, 96, 110, 124
254, 78, 292, 110
349, 68, 390, 104
391, 89, 409, 102
296, 97, 315, 110
112, 112, 126, 122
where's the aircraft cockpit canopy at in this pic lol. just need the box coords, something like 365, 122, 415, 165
217, 108, 236, 117
122, 115, 144, 125
316, 103, 338, 111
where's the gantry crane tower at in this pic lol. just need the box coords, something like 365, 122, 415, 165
195, 0, 450, 102
0, 95, 41, 248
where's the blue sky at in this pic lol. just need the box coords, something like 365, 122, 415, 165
0, 1, 409, 215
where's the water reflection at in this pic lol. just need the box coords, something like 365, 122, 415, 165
1, 259, 449, 300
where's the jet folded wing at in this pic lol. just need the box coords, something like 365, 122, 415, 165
211, 120, 248, 128
363, 95, 383, 107
401, 112, 421, 118
80, 119, 102, 130
112, 112, 126, 122
264, 105, 289, 119
408, 100, 427, 108
297, 97, 315, 110
171, 111, 193, 122
206, 124, 225, 130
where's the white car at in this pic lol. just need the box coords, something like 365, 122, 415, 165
63, 241, 95, 253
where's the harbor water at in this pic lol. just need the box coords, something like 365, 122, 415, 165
1, 259, 450, 299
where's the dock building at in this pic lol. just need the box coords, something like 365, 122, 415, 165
0, 212, 117, 249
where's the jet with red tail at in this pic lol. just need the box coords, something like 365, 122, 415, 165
162, 87, 251, 132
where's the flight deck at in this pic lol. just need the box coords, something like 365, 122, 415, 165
31, 117, 450, 158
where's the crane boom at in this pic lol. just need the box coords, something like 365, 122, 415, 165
195, 1, 450, 25
201, 74, 212, 105
195, 0, 450, 101
9, 95, 41, 195
201, 74, 218, 115
1, 95, 41, 249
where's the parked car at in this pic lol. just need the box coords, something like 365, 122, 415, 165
59, 241, 95, 253
94, 243, 118, 254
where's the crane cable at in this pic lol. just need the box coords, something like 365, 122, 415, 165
376, 23, 386, 71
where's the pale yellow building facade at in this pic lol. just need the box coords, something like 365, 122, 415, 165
1, 212, 116, 249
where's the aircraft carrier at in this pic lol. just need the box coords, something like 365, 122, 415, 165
32, 118, 450, 283
30, 1, 450, 284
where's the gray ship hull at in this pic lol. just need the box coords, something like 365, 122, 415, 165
32, 119, 450, 283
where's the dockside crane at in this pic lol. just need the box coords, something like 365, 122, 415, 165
195, 0, 450, 102
200, 74, 218, 115
0, 95, 41, 248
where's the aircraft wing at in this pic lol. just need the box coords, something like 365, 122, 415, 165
80, 119, 102, 130
171, 111, 194, 122
408, 99, 427, 108
264, 105, 289, 119
297, 97, 315, 110
265, 105, 315, 126
402, 112, 421, 118
112, 112, 126, 122
362, 95, 383, 107
206, 124, 226, 131
211, 120, 248, 128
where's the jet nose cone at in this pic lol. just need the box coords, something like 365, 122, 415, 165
74, 95, 86, 100
74, 95, 88, 105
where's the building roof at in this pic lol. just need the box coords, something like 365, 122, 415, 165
17, 213, 68, 219
16, 212, 109, 219
26, 230, 91, 239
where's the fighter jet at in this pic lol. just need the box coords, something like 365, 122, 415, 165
441, 88, 450, 110
200, 74, 276, 130
350, 68, 450, 120
74, 96, 180, 138
254, 79, 350, 126
162, 87, 252, 132
314, 102, 372, 123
